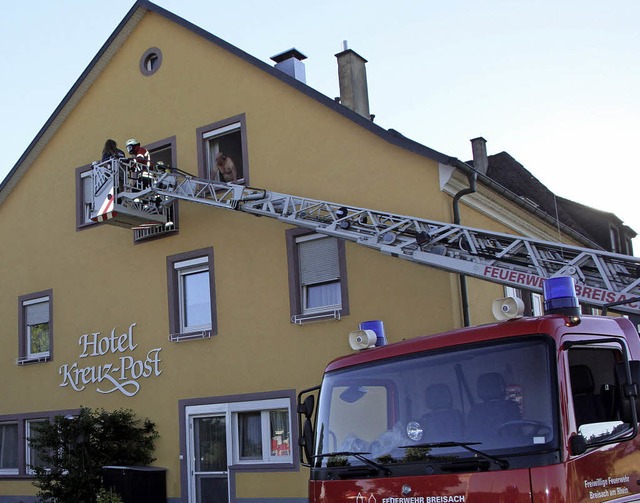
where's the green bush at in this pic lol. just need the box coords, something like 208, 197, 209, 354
28, 407, 159, 503
96, 487, 124, 503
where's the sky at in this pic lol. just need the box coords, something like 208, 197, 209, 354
1, 0, 638, 254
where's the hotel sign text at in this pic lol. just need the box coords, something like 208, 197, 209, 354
59, 323, 162, 397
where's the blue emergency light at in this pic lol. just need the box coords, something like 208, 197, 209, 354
543, 276, 580, 316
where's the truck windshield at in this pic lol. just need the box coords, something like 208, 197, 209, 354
314, 336, 558, 468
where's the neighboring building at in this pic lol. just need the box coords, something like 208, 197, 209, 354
469, 147, 637, 317
0, 2, 623, 502
474, 149, 636, 255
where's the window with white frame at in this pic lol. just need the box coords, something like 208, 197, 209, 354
185, 398, 293, 471
25, 419, 47, 474
504, 286, 543, 316
197, 114, 248, 184
18, 291, 53, 364
235, 408, 291, 463
299, 234, 341, 313
286, 229, 349, 323
167, 248, 217, 340
0, 422, 18, 475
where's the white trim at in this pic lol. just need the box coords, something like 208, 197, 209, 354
202, 122, 241, 139
174, 256, 208, 270
441, 175, 561, 242
23, 296, 49, 307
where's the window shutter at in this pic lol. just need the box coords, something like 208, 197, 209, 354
26, 302, 49, 325
299, 237, 339, 286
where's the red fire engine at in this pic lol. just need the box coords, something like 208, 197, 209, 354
298, 277, 640, 502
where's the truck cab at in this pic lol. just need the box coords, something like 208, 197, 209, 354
299, 280, 640, 502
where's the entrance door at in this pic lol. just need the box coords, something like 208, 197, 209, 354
190, 414, 228, 503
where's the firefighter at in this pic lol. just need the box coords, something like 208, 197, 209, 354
125, 138, 151, 167
125, 138, 152, 188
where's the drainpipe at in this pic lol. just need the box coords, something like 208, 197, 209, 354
451, 138, 485, 327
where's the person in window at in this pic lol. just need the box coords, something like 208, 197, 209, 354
215, 152, 237, 183
101, 139, 125, 162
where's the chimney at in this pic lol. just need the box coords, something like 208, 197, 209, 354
471, 137, 488, 175
335, 41, 371, 119
271, 48, 307, 83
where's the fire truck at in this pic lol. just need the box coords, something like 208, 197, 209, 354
90, 159, 640, 502
298, 279, 640, 502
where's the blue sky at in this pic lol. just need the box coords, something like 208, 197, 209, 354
2, 0, 638, 253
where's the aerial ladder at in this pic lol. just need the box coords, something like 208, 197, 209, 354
90, 158, 640, 316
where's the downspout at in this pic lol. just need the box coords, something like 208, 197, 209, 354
452, 168, 477, 327
451, 138, 486, 327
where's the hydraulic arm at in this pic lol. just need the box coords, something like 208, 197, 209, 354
90, 159, 640, 315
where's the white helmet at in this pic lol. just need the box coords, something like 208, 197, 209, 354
126, 138, 140, 147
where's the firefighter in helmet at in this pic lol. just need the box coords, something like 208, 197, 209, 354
125, 138, 152, 188
125, 138, 151, 167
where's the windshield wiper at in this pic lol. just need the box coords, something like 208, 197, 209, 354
400, 441, 509, 470
314, 451, 392, 476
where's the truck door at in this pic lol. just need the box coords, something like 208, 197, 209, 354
563, 343, 640, 501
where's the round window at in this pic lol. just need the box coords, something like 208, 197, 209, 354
140, 47, 162, 76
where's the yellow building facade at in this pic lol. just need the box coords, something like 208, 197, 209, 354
0, 2, 589, 502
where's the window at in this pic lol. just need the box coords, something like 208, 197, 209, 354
233, 402, 291, 464
134, 136, 179, 242
25, 420, 47, 474
167, 248, 217, 341
0, 410, 78, 478
18, 290, 53, 364
76, 165, 97, 229
197, 114, 248, 184
0, 423, 18, 475
139, 47, 162, 76
504, 286, 543, 316
568, 346, 634, 445
286, 228, 349, 324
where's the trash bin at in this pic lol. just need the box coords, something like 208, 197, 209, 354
102, 465, 167, 503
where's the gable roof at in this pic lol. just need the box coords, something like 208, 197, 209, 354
472, 151, 636, 251
0, 0, 458, 207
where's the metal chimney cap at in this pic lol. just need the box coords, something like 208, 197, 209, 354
271, 48, 307, 63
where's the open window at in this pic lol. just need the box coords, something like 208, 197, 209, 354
568, 345, 637, 447
197, 114, 248, 185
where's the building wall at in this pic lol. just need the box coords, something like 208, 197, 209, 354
0, 8, 571, 502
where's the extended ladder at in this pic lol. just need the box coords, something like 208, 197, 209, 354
90, 159, 640, 315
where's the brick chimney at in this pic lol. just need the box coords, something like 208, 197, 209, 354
335, 41, 371, 119
271, 48, 307, 83
471, 137, 488, 175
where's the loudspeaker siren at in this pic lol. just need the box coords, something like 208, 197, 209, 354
348, 329, 377, 350
492, 296, 525, 321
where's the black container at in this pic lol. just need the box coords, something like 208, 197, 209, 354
102, 465, 167, 503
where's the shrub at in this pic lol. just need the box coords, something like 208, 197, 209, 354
29, 407, 159, 503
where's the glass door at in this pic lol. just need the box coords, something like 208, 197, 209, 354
190, 415, 228, 503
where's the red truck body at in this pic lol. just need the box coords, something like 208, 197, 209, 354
301, 314, 640, 502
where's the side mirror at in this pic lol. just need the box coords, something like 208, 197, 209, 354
297, 387, 319, 466
299, 418, 314, 464
569, 434, 587, 455
297, 395, 315, 419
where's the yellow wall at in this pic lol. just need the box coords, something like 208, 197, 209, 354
0, 9, 570, 502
